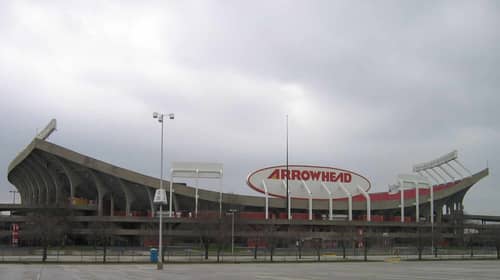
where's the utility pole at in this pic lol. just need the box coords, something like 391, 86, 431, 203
286, 115, 289, 220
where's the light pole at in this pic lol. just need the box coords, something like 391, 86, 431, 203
228, 209, 238, 256
286, 115, 289, 220
9, 190, 18, 204
153, 112, 174, 270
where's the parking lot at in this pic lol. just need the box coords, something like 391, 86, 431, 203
1, 260, 500, 280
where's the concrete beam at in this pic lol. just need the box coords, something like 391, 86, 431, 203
26, 158, 51, 205
49, 156, 83, 199
145, 187, 155, 217
30, 154, 58, 205
16, 168, 35, 205
89, 170, 109, 216
19, 164, 44, 205
119, 179, 136, 216
9, 175, 27, 205
44, 155, 74, 205
33, 153, 66, 205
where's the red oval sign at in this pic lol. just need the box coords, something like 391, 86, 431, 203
247, 165, 371, 200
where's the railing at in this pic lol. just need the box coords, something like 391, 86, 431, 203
0, 245, 497, 263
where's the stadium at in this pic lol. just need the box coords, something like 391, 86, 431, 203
1, 119, 498, 261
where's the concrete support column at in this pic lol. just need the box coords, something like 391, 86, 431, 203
23, 162, 42, 204
172, 191, 179, 213
24, 162, 45, 205
280, 180, 292, 220
429, 184, 434, 224
46, 155, 78, 204
51, 157, 83, 201
357, 185, 371, 222
320, 183, 333, 221
262, 181, 269, 220
146, 188, 155, 217
34, 153, 65, 205
436, 202, 443, 223
21, 165, 43, 205
415, 185, 420, 222
11, 176, 26, 205
30, 156, 57, 205
110, 195, 114, 216
90, 171, 109, 216
119, 179, 136, 216
400, 189, 405, 223
10, 176, 27, 205
17, 169, 35, 205
195, 169, 199, 217
46, 166, 63, 205
169, 179, 174, 218
338, 183, 352, 221
300, 180, 313, 221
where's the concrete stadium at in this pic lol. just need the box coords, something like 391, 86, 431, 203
1, 120, 499, 262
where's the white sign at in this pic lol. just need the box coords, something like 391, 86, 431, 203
247, 165, 371, 199
155, 210, 170, 217
153, 189, 168, 204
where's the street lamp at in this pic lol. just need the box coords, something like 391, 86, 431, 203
152, 111, 174, 270
227, 209, 238, 257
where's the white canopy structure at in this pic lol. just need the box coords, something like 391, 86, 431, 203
392, 174, 430, 223
412, 150, 471, 224
248, 165, 372, 221
170, 162, 223, 218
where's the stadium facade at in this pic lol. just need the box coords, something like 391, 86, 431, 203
1, 120, 494, 251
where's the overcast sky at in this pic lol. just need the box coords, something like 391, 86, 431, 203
1, 1, 498, 214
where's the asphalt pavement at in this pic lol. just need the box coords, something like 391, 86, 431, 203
1, 260, 500, 280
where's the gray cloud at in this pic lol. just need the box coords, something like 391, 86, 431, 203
0, 1, 499, 214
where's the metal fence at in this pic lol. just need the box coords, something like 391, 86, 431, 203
0, 245, 498, 263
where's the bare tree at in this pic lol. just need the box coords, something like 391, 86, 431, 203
22, 208, 70, 262
339, 226, 348, 259
494, 229, 500, 260
312, 237, 322, 261
264, 223, 277, 262
194, 211, 220, 260
214, 216, 231, 262
362, 227, 369, 262
416, 227, 424, 260
468, 234, 474, 258
432, 224, 442, 258
295, 233, 304, 260
88, 221, 117, 263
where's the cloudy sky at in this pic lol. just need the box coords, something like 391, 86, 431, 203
0, 1, 498, 214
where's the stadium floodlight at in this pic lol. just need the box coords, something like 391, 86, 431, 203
36, 119, 57, 141
152, 111, 174, 270
413, 150, 458, 172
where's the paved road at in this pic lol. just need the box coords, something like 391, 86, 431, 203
1, 260, 499, 280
